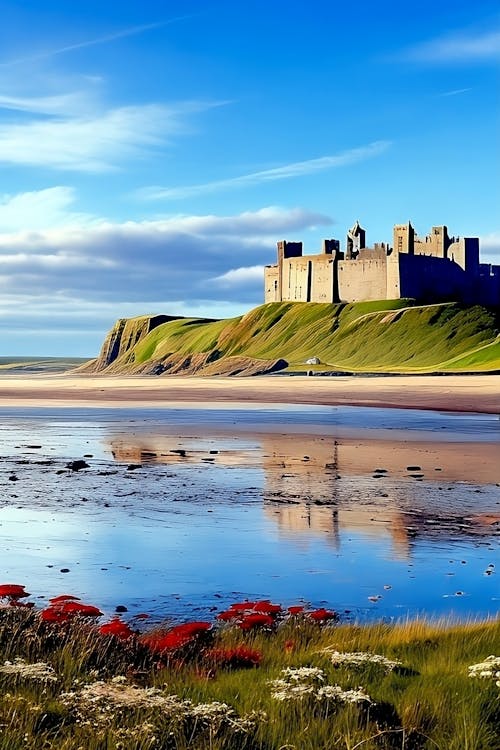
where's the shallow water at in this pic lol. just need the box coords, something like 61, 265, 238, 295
0, 405, 498, 623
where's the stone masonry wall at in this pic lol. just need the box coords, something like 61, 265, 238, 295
337, 258, 387, 301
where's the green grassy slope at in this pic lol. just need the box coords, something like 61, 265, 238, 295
96, 300, 500, 374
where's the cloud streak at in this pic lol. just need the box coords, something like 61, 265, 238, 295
439, 88, 472, 98
0, 101, 218, 172
139, 141, 391, 200
0, 16, 194, 68
403, 28, 500, 63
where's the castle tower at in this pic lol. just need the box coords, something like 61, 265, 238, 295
430, 226, 450, 258
393, 222, 414, 255
322, 239, 340, 255
346, 221, 366, 259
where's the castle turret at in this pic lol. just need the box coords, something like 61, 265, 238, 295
346, 221, 366, 259
393, 222, 414, 255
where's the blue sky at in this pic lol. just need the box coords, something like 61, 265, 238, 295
0, 0, 498, 355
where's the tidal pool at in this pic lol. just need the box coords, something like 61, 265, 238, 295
0, 405, 498, 623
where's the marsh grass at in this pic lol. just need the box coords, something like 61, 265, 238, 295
0, 610, 498, 749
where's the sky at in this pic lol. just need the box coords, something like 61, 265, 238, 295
0, 0, 498, 356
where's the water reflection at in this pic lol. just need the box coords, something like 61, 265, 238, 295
0, 408, 497, 621
110, 432, 499, 558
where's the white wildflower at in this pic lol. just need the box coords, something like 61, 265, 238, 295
59, 679, 265, 734
269, 667, 325, 700
191, 702, 234, 720
190, 702, 265, 733
468, 656, 500, 688
281, 667, 326, 682
325, 650, 402, 673
269, 665, 372, 705
0, 658, 58, 682
317, 685, 372, 704
60, 680, 189, 712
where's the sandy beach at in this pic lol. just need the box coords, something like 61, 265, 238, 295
0, 373, 498, 413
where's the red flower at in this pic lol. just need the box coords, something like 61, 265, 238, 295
49, 595, 81, 604
216, 610, 240, 621
252, 600, 282, 615
57, 602, 102, 617
0, 584, 30, 599
204, 646, 262, 669
141, 621, 212, 654
99, 618, 134, 640
170, 621, 212, 638
238, 613, 274, 630
307, 608, 337, 622
41, 599, 102, 624
41, 607, 70, 623
287, 605, 305, 615
284, 639, 296, 652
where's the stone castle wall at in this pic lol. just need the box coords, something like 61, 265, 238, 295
264, 221, 500, 306
337, 257, 387, 302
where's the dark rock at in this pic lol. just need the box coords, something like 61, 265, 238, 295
66, 460, 90, 471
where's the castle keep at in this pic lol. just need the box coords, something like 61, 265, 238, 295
264, 222, 500, 305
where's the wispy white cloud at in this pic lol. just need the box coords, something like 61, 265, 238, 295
0, 101, 218, 172
211, 266, 264, 286
403, 28, 500, 63
0, 90, 97, 116
439, 87, 472, 97
138, 141, 391, 201
0, 186, 96, 231
0, 16, 194, 68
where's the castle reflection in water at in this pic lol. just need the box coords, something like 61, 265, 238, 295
109, 432, 499, 560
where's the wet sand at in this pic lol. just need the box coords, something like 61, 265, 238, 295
0, 373, 499, 413
0, 407, 498, 621
0, 376, 498, 619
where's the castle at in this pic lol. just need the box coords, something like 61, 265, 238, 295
264, 221, 500, 306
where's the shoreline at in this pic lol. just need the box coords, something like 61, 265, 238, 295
0, 373, 498, 413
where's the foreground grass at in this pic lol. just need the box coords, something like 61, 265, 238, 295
0, 610, 498, 750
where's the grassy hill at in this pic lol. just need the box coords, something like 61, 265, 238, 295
80, 300, 500, 375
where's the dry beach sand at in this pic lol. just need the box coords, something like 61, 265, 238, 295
0, 373, 498, 413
